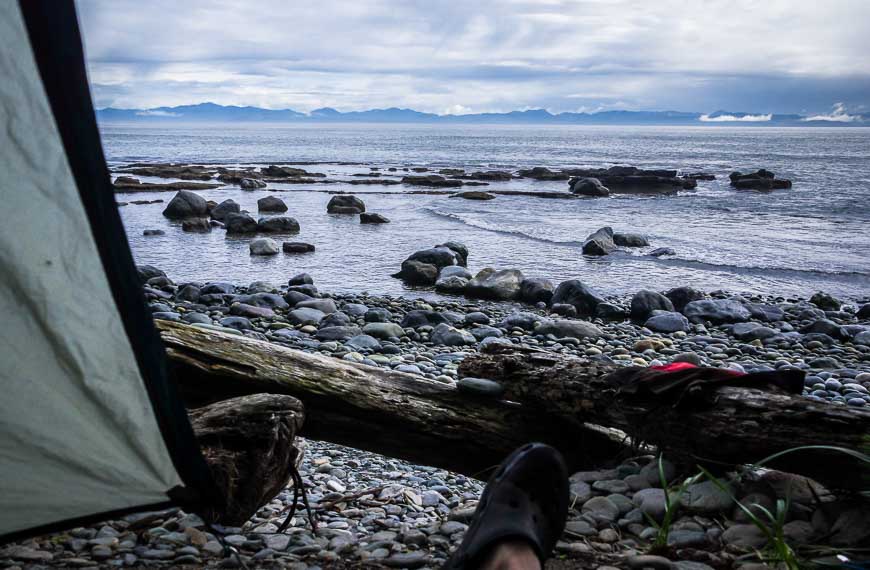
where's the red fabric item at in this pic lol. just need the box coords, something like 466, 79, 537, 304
651, 362, 697, 373
651, 362, 744, 376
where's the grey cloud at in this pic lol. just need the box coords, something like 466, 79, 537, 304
76, 0, 870, 114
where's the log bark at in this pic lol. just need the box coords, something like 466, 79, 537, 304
189, 393, 304, 525
158, 321, 870, 490
458, 351, 870, 490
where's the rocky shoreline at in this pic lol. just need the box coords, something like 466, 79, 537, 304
3, 268, 869, 569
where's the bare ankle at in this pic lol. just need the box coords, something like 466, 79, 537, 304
479, 539, 541, 570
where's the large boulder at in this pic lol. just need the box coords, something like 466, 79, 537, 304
257, 217, 300, 233
258, 196, 288, 212
435, 275, 470, 294
665, 286, 705, 312
438, 242, 468, 266
535, 320, 602, 339
613, 233, 649, 247
582, 226, 616, 256
519, 277, 555, 305
729, 169, 792, 190
181, 217, 211, 232
162, 190, 208, 219
465, 269, 524, 301
250, 238, 279, 256
393, 260, 438, 285
683, 299, 752, 324
407, 247, 460, 270
630, 290, 675, 321
137, 265, 166, 284
570, 177, 609, 197
224, 213, 258, 234
210, 199, 241, 221
327, 195, 366, 214
551, 280, 605, 317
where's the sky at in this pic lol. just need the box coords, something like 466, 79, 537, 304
76, 0, 870, 116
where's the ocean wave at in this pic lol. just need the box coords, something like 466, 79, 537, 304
424, 207, 584, 246
645, 254, 870, 281
426, 207, 869, 281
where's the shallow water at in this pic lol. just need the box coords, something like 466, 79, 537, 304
103, 123, 870, 301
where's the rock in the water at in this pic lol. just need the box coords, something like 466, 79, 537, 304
614, 232, 649, 247
239, 177, 266, 189
250, 238, 280, 255
210, 199, 241, 221
430, 323, 476, 346
570, 177, 610, 197
519, 277, 554, 305
407, 247, 461, 270
551, 280, 605, 317
143, 229, 165, 236
582, 226, 616, 255
360, 212, 390, 224
393, 260, 439, 285
257, 216, 300, 233
438, 241, 469, 266
650, 247, 676, 257
181, 217, 211, 232
631, 290, 675, 320
257, 195, 288, 212
454, 191, 495, 200
224, 212, 258, 234
682, 299, 751, 324
465, 268, 524, 301
535, 319, 602, 339
435, 275, 469, 294
401, 174, 463, 187
283, 242, 315, 253
729, 169, 792, 190
518, 166, 569, 181
327, 194, 366, 214
645, 311, 690, 333
162, 190, 208, 219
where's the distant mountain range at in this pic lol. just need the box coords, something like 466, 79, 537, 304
96, 102, 870, 126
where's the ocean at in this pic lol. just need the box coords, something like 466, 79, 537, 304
102, 123, 870, 301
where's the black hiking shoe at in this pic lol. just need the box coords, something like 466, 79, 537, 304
444, 443, 569, 569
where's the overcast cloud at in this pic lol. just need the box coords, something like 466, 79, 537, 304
76, 0, 870, 114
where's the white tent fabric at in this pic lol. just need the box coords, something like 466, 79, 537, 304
0, 1, 183, 538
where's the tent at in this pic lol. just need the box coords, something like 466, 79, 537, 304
0, 0, 218, 543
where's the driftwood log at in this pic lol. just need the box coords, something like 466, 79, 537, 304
158, 321, 870, 490
459, 352, 870, 490
189, 393, 305, 525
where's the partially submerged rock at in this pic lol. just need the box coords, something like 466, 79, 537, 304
582, 226, 616, 256
327, 194, 366, 214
